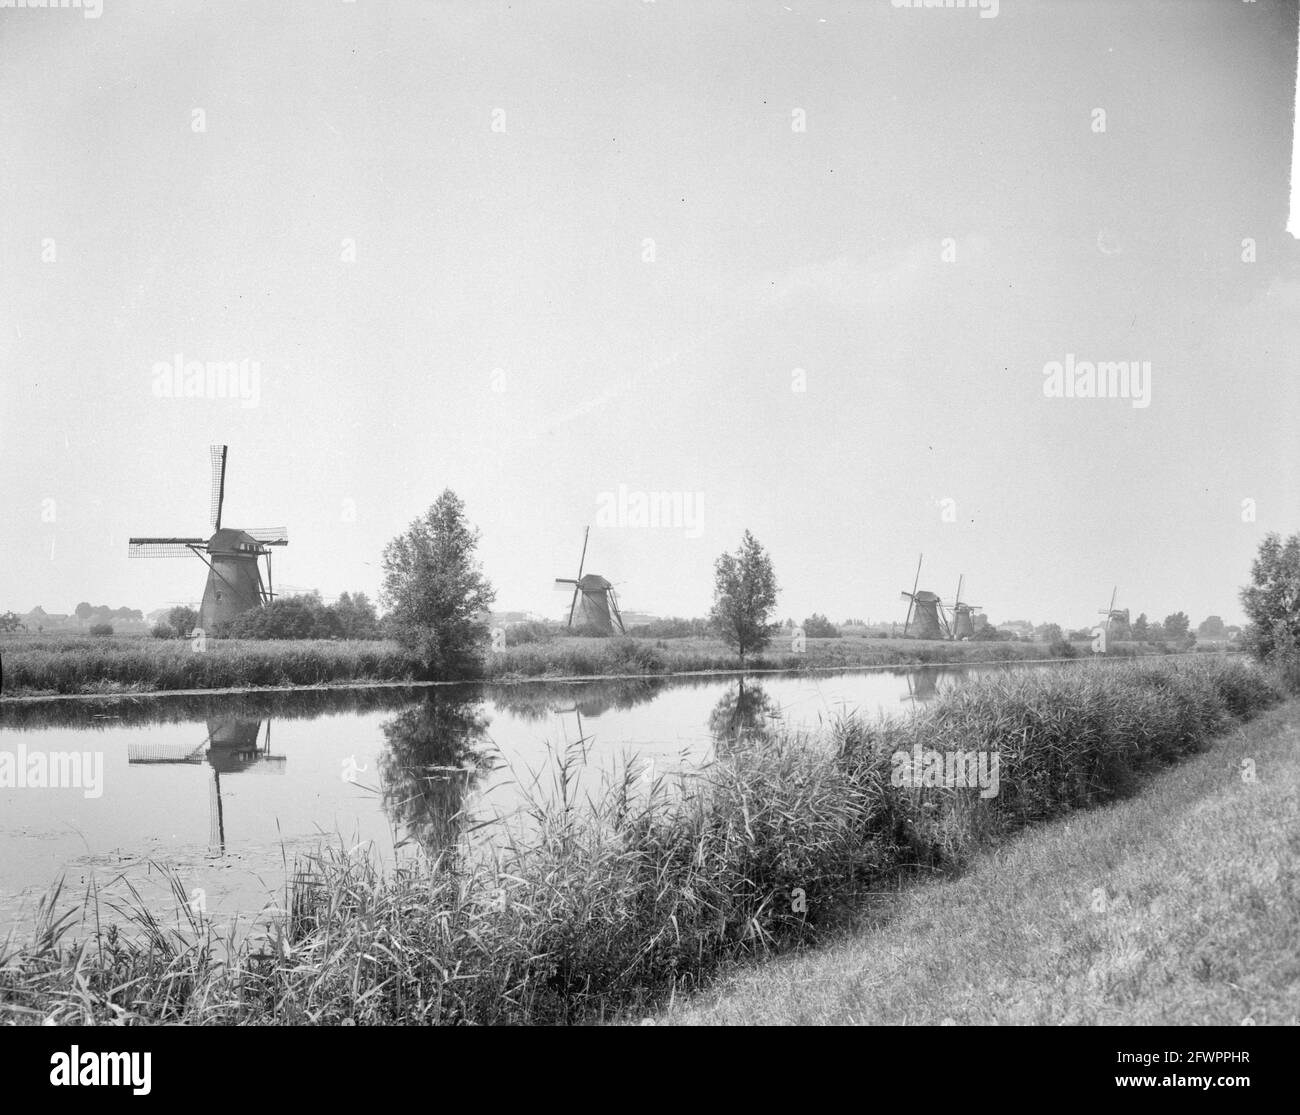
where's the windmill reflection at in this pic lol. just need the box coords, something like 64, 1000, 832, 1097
126, 716, 285, 854
708, 677, 782, 751
899, 667, 971, 709
378, 693, 493, 855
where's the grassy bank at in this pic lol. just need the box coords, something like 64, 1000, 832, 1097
657, 697, 1300, 1024
0, 655, 1281, 1025
0, 632, 1171, 698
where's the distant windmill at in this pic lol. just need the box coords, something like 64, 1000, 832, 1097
128, 445, 288, 631
1098, 586, 1129, 637
945, 575, 983, 640
553, 526, 625, 635
900, 554, 950, 640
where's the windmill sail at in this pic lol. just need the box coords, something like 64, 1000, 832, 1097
128, 538, 206, 558
209, 444, 228, 531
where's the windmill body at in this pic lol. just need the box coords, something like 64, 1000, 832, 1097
554, 527, 626, 635
129, 445, 288, 632
902, 589, 947, 639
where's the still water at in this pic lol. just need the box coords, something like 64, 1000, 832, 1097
0, 665, 1023, 928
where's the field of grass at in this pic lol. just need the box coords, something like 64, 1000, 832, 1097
0, 655, 1282, 1025
655, 697, 1300, 1025
0, 630, 1172, 698
0, 634, 417, 697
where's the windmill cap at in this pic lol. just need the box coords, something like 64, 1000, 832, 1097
207, 528, 265, 552
913, 590, 941, 602
577, 574, 612, 590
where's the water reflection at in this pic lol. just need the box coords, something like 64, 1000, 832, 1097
126, 716, 285, 853
377, 692, 493, 855
708, 678, 782, 750
484, 676, 670, 721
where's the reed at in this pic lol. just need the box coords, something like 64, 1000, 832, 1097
0, 655, 1281, 1025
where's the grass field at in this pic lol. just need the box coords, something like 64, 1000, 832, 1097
653, 696, 1300, 1025
0, 655, 1281, 1025
0, 631, 1173, 698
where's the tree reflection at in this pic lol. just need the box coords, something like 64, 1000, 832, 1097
378, 692, 493, 855
707, 677, 782, 751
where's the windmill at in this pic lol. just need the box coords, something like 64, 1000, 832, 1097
900, 554, 950, 640
553, 526, 625, 635
1098, 586, 1129, 638
944, 575, 983, 640
128, 445, 288, 631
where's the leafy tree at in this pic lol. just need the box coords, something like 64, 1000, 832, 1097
1197, 615, 1226, 638
1240, 531, 1300, 686
1132, 613, 1149, 641
802, 613, 839, 639
168, 606, 199, 635
1037, 623, 1064, 644
333, 591, 381, 639
74, 602, 92, 625
381, 490, 496, 680
1163, 612, 1190, 641
708, 530, 778, 663
0, 611, 26, 633
1147, 621, 1166, 644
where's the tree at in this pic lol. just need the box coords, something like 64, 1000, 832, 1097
1240, 531, 1300, 685
1147, 621, 1166, 644
802, 613, 839, 638
1163, 612, 1190, 641
1037, 623, 1064, 644
1132, 612, 1149, 641
333, 591, 381, 639
1197, 615, 1226, 638
381, 490, 496, 680
168, 606, 199, 635
74, 602, 92, 626
709, 530, 778, 663
0, 611, 26, 633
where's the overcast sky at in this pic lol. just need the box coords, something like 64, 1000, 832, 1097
2, 0, 1298, 628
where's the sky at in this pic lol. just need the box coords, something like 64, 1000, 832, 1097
2, 0, 1298, 630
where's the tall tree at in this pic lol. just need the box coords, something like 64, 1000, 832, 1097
1163, 611, 1190, 640
1197, 615, 1226, 638
381, 490, 496, 680
1240, 531, 1300, 678
709, 530, 778, 663
1132, 612, 1149, 641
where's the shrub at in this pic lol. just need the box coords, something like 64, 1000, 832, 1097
88, 623, 113, 637
150, 622, 176, 639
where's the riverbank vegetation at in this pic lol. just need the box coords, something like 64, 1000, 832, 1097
0, 655, 1282, 1024
0, 630, 1185, 699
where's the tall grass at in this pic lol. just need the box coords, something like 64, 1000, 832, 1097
1, 633, 1171, 697
1, 636, 417, 696
0, 655, 1280, 1025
